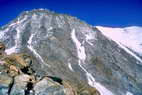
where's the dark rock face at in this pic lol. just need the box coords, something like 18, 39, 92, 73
0, 9, 142, 95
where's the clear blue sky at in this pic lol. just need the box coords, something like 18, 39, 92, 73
0, 0, 142, 27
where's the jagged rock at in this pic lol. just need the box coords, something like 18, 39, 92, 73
10, 74, 35, 95
0, 42, 35, 95
34, 77, 67, 95
34, 76, 100, 95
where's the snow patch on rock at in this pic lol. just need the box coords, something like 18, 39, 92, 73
5, 47, 16, 55
68, 62, 74, 71
126, 91, 133, 95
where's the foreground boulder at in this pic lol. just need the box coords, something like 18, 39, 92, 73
10, 74, 35, 95
34, 77, 73, 95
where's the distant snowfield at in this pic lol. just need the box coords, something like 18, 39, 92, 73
96, 26, 142, 63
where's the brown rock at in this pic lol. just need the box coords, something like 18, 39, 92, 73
63, 81, 100, 95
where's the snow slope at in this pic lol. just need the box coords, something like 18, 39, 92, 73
96, 26, 142, 63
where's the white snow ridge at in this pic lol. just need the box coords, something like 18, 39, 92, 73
96, 26, 142, 64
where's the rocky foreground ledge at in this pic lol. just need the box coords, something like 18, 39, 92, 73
0, 42, 100, 95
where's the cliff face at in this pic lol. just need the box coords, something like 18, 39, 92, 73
0, 9, 142, 95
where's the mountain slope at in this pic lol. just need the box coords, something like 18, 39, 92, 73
0, 9, 142, 95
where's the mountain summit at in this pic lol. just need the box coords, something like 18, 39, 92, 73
0, 9, 142, 95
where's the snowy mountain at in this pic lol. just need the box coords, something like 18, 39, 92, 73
0, 9, 142, 95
